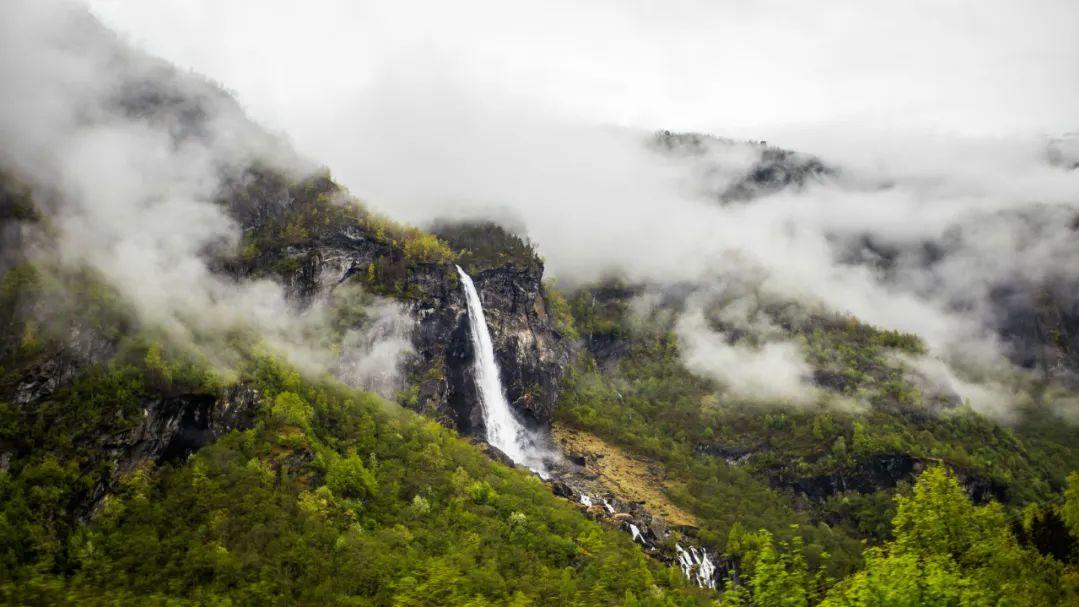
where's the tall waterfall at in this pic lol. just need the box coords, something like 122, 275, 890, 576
456, 265, 549, 477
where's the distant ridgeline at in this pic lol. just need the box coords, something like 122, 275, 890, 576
650, 130, 835, 203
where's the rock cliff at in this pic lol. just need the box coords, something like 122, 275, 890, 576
216, 169, 571, 435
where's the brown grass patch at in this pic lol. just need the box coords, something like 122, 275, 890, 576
553, 422, 698, 527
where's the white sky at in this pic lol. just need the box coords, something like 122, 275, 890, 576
86, 0, 1078, 144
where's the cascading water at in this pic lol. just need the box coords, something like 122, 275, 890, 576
676, 544, 718, 589
458, 266, 720, 588
456, 265, 549, 477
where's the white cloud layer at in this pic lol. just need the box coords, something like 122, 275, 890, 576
0, 1, 414, 395
9, 1, 1079, 416
86, 0, 1079, 138
675, 302, 814, 404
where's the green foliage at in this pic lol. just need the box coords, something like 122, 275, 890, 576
1064, 472, 1079, 539
270, 391, 314, 429
432, 220, 539, 273
225, 168, 456, 303
557, 283, 1069, 563
821, 467, 1067, 606
143, 344, 172, 389
721, 526, 825, 607
1, 344, 713, 605
326, 451, 378, 499
721, 468, 1078, 605
569, 281, 633, 340
543, 281, 579, 341
556, 335, 865, 578
803, 315, 926, 401
401, 231, 455, 264
4, 171, 1077, 603
748, 530, 815, 607
281, 219, 310, 244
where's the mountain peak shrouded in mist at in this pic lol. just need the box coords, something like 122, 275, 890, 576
2, 1, 1079, 605
650, 130, 835, 203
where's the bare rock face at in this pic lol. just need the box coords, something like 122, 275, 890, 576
10, 326, 114, 405
260, 238, 571, 435
85, 383, 262, 516
217, 171, 572, 438
115, 384, 261, 468
409, 261, 571, 435
463, 263, 570, 427
1, 345, 262, 518
995, 282, 1079, 386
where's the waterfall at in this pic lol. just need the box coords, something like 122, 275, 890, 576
456, 265, 548, 477
675, 544, 718, 589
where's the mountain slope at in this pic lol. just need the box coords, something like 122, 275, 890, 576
0, 4, 696, 604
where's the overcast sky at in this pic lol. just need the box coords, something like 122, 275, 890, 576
87, 0, 1078, 145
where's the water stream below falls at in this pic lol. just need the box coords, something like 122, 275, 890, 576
456, 265, 550, 477
457, 266, 721, 589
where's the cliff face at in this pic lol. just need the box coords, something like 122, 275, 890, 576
438, 263, 570, 433
220, 172, 572, 435
995, 283, 1079, 385
0, 287, 262, 518
261, 217, 571, 434
80, 384, 261, 517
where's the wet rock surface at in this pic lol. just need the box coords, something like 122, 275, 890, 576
547, 467, 735, 590
395, 260, 571, 436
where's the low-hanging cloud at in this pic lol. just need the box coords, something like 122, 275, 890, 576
285, 70, 1079, 418
0, 1, 414, 396
675, 304, 814, 404
9, 1, 1079, 420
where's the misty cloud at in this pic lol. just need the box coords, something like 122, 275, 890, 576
0, 1, 414, 393
8, 1, 1079, 421
675, 305, 814, 404
290, 76, 1079, 418
332, 300, 415, 398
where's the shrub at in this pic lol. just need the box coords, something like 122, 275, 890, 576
326, 451, 378, 499
271, 391, 313, 429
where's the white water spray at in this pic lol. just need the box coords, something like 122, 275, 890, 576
675, 544, 718, 589
456, 265, 549, 477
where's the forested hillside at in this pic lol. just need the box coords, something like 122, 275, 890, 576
553, 277, 1079, 603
